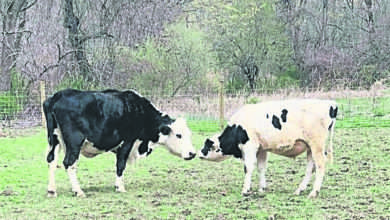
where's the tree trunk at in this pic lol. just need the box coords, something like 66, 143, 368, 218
0, 0, 33, 90
63, 0, 91, 81
364, 0, 374, 33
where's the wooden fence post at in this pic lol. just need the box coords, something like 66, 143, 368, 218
219, 75, 225, 130
40, 81, 46, 128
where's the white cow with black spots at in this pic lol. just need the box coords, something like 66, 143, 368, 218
199, 99, 338, 198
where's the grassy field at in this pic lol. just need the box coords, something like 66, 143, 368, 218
0, 97, 390, 219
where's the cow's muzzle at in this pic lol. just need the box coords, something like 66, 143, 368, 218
184, 152, 196, 160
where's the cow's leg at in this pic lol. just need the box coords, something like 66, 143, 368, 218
66, 160, 85, 197
294, 150, 314, 195
257, 149, 268, 192
47, 143, 60, 197
241, 143, 258, 196
308, 145, 326, 198
115, 140, 135, 193
62, 131, 84, 197
115, 175, 125, 192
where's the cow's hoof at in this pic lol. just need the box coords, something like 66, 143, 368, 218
73, 191, 86, 198
308, 190, 318, 198
294, 189, 302, 195
115, 186, 126, 193
241, 191, 250, 196
47, 190, 57, 198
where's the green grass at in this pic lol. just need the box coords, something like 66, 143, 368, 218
188, 118, 221, 133
1, 126, 389, 219
1, 96, 389, 219
336, 96, 390, 128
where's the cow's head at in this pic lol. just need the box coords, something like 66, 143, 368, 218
199, 124, 249, 161
158, 117, 196, 160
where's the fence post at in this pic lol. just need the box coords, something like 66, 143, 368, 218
40, 81, 46, 128
219, 75, 225, 130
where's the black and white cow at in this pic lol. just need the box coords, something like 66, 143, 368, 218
199, 99, 338, 198
43, 89, 196, 197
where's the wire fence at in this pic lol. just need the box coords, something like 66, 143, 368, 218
0, 80, 389, 136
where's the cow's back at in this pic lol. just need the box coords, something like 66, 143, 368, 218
229, 99, 336, 148
48, 89, 134, 150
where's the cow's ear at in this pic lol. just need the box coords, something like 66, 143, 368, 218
159, 125, 172, 135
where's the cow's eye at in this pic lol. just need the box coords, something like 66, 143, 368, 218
176, 134, 182, 139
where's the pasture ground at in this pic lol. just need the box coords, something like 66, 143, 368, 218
1, 96, 390, 219
0, 127, 389, 219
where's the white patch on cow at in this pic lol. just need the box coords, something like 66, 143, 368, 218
158, 117, 196, 160
80, 139, 104, 158
157, 132, 169, 144
53, 128, 60, 136
128, 140, 142, 164
53, 128, 67, 155
115, 175, 126, 192
127, 139, 153, 164
111, 141, 124, 152
47, 143, 60, 197
66, 160, 85, 197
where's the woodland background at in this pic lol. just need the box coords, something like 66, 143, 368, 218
1, 0, 389, 97
0, 2, 389, 218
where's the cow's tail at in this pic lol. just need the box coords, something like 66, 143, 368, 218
43, 98, 59, 163
327, 105, 338, 163
327, 120, 335, 163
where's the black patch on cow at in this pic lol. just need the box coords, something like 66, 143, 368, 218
201, 139, 214, 156
146, 148, 153, 156
159, 125, 172, 135
244, 165, 247, 174
281, 109, 288, 123
138, 141, 149, 155
266, 114, 269, 119
102, 89, 120, 93
218, 124, 249, 158
176, 134, 182, 139
328, 121, 334, 131
329, 106, 338, 119
272, 115, 282, 130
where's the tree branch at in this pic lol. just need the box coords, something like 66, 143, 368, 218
79, 32, 114, 44
3, 30, 32, 35
20, 0, 37, 12
39, 45, 78, 77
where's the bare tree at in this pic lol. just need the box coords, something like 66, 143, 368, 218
0, 0, 36, 90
